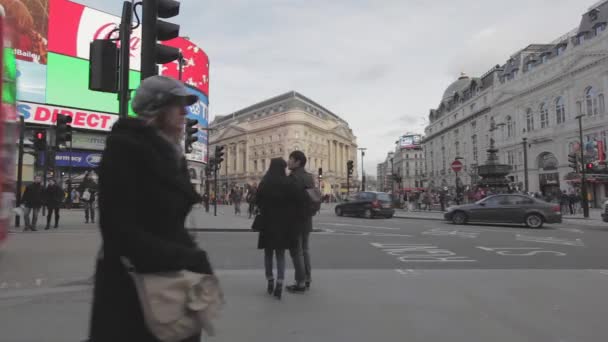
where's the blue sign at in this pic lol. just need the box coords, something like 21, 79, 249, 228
41, 151, 102, 168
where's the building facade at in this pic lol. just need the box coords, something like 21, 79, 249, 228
423, 2, 608, 207
392, 145, 425, 191
209, 91, 358, 196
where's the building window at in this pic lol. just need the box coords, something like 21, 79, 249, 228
557, 45, 566, 56
586, 86, 599, 116
455, 141, 460, 156
596, 24, 606, 36
541, 54, 548, 63
600, 94, 606, 114
470, 103, 476, 112
472, 135, 478, 162
471, 120, 477, 129
527, 62, 535, 71
556, 97, 566, 124
526, 108, 534, 132
507, 151, 515, 167
578, 34, 586, 44
540, 103, 549, 128
254, 160, 258, 171
262, 159, 266, 171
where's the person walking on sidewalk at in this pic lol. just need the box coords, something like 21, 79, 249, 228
89, 75, 214, 342
22, 176, 43, 231
80, 172, 98, 223
43, 179, 63, 229
255, 158, 300, 299
286, 151, 316, 293
232, 188, 242, 215
247, 184, 257, 218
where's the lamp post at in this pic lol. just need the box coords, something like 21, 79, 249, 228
454, 156, 463, 205
522, 137, 529, 193
390, 157, 394, 195
575, 114, 590, 218
358, 147, 367, 191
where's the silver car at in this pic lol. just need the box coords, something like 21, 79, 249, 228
444, 194, 562, 228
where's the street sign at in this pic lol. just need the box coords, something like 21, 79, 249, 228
451, 160, 463, 172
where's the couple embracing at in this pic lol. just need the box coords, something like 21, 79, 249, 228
254, 151, 317, 300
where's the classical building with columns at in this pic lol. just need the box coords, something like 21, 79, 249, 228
209, 91, 358, 195
423, 1, 608, 207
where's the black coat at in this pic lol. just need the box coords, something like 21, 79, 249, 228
288, 167, 315, 234
22, 182, 43, 208
43, 184, 64, 208
256, 177, 299, 250
89, 119, 212, 342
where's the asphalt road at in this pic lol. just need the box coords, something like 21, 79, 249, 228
1, 212, 608, 342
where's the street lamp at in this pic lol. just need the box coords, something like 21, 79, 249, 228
522, 137, 529, 193
358, 147, 367, 191
454, 156, 464, 204
575, 114, 590, 218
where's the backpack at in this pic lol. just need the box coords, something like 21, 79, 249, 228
305, 187, 322, 216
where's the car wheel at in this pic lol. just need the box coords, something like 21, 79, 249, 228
335, 207, 343, 217
385, 214, 394, 219
363, 209, 373, 219
452, 211, 468, 225
525, 213, 544, 228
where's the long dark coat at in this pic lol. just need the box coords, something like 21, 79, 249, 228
256, 177, 299, 250
89, 118, 213, 342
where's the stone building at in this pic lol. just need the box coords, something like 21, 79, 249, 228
392, 145, 425, 191
209, 91, 358, 196
423, 1, 608, 207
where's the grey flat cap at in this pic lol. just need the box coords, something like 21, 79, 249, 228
131, 76, 198, 116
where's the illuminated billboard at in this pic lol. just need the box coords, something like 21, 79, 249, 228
1, 0, 49, 64
46, 52, 140, 115
184, 85, 209, 164
399, 134, 422, 150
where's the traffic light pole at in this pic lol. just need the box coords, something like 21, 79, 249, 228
15, 116, 25, 227
576, 115, 589, 218
118, 1, 132, 119
213, 166, 218, 217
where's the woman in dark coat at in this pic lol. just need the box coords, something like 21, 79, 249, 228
89, 76, 214, 342
256, 158, 299, 299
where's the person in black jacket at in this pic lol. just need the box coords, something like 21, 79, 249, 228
256, 158, 300, 299
286, 151, 316, 293
22, 176, 43, 231
43, 179, 63, 229
88, 76, 214, 342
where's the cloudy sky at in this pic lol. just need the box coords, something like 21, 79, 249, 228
77, 0, 593, 175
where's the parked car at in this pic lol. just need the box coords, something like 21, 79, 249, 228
444, 194, 562, 228
335, 192, 395, 218
602, 200, 608, 222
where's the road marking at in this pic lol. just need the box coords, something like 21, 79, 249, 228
316, 229, 411, 237
422, 228, 480, 239
476, 246, 567, 256
515, 234, 584, 247
395, 269, 419, 276
599, 270, 608, 276
317, 222, 399, 230
372, 243, 476, 262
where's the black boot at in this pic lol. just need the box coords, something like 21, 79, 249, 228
267, 279, 274, 295
286, 284, 307, 293
274, 282, 283, 300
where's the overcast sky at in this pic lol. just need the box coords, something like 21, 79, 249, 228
76, 0, 594, 176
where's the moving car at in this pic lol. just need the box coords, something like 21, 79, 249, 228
335, 192, 395, 218
444, 194, 562, 228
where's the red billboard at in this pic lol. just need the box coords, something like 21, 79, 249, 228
161, 38, 210, 97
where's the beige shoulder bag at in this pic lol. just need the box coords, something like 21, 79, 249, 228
121, 257, 224, 342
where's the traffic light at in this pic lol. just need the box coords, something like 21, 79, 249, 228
206, 158, 215, 176
184, 118, 198, 154
568, 153, 578, 172
33, 130, 47, 151
55, 114, 73, 148
214, 145, 225, 169
347, 160, 354, 176
586, 162, 595, 171
318, 168, 323, 176
141, 0, 181, 79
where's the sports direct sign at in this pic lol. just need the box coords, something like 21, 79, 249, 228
17, 102, 118, 131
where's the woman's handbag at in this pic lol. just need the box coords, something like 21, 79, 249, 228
251, 214, 265, 232
121, 257, 224, 342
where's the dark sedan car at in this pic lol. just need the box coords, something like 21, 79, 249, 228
444, 194, 562, 228
335, 192, 395, 218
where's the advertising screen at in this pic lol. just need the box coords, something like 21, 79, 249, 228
399, 134, 422, 149
16, 60, 45, 102
46, 52, 140, 115
1, 0, 49, 64
184, 85, 209, 163
161, 38, 210, 96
